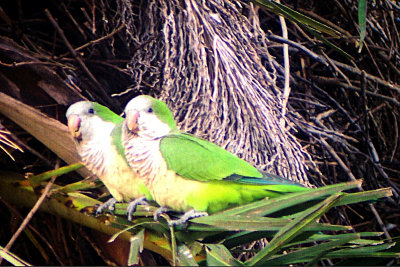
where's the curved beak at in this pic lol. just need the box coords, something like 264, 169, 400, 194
126, 110, 140, 132
67, 114, 82, 139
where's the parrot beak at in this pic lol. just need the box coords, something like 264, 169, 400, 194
126, 111, 140, 132
67, 114, 82, 139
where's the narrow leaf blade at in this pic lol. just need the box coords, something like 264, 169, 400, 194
246, 193, 343, 265
128, 229, 145, 266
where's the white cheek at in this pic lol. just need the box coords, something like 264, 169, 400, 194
83, 116, 115, 142
139, 114, 171, 138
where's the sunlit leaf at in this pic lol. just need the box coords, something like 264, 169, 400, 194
192, 215, 350, 232
52, 179, 103, 194
176, 244, 199, 266
246, 193, 343, 265
205, 244, 243, 266
29, 163, 83, 186
214, 180, 361, 217
358, 0, 367, 52
0, 246, 32, 266
128, 229, 145, 266
252, 0, 341, 37
263, 233, 360, 265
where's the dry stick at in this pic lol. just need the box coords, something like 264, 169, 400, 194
332, 59, 400, 94
0, 5, 12, 25
390, 112, 399, 162
320, 50, 353, 87
79, 230, 118, 266
362, 39, 385, 81
278, 0, 291, 122
295, 75, 400, 195
61, 2, 88, 40
377, 50, 400, 77
313, 76, 400, 107
0, 198, 65, 265
44, 9, 122, 112
0, 61, 61, 68
319, 138, 392, 241
0, 175, 58, 264
57, 24, 125, 59
74, 24, 125, 52
266, 33, 329, 67
269, 32, 399, 94
312, 76, 400, 196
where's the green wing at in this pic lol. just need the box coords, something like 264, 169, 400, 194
160, 133, 263, 182
111, 122, 126, 159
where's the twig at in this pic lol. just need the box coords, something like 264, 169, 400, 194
319, 138, 357, 181
74, 24, 124, 52
0, 175, 58, 264
294, 75, 361, 131
320, 50, 353, 87
313, 76, 400, 107
277, 0, 291, 121
267, 33, 329, 66
61, 3, 88, 40
309, 75, 400, 197
319, 137, 392, 241
0, 198, 65, 265
0, 5, 12, 25
332, 59, 400, 94
56, 25, 126, 59
44, 9, 122, 112
79, 230, 118, 266
0, 61, 60, 68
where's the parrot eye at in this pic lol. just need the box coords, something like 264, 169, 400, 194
88, 108, 95, 114
147, 107, 153, 113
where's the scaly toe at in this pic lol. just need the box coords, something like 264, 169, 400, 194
126, 196, 148, 221
96, 198, 117, 215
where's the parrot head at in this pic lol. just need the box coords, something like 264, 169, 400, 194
124, 95, 177, 139
66, 101, 123, 142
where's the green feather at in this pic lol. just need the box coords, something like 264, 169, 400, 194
122, 95, 310, 214
226, 171, 304, 186
92, 102, 124, 124
184, 181, 308, 214
146, 96, 177, 130
111, 122, 127, 160
160, 133, 263, 181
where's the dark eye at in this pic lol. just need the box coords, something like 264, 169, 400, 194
88, 108, 94, 114
147, 107, 153, 113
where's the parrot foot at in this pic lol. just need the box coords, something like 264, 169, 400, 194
153, 207, 171, 222
96, 198, 117, 215
168, 209, 208, 227
127, 196, 148, 221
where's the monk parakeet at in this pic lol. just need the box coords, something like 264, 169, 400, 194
122, 95, 310, 225
66, 101, 150, 220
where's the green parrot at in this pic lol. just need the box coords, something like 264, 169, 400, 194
122, 95, 310, 225
66, 101, 150, 220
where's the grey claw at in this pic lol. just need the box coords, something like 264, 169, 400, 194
153, 207, 171, 221
127, 196, 148, 221
96, 198, 117, 215
168, 210, 208, 227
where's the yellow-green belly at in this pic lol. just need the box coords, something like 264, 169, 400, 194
99, 147, 146, 202
150, 170, 271, 213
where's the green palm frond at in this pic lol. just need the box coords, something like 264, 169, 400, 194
0, 166, 397, 266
